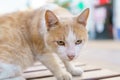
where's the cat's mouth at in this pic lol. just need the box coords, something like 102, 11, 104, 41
67, 56, 74, 61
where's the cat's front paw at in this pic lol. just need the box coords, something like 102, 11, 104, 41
56, 71, 72, 80
69, 67, 83, 76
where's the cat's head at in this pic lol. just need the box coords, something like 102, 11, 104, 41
44, 8, 89, 61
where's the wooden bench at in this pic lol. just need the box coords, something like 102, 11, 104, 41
23, 62, 120, 80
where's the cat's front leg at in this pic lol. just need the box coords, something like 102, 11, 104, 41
63, 60, 83, 76
37, 53, 72, 80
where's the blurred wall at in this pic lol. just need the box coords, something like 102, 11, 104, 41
0, 0, 47, 14
113, 0, 120, 40
0, 0, 119, 40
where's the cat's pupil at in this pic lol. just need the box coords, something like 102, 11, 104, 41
75, 40, 82, 45
57, 41, 65, 46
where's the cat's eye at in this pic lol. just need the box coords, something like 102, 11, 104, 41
57, 41, 65, 46
75, 40, 82, 45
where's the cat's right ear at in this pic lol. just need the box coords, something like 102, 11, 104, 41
77, 8, 89, 27
45, 10, 59, 31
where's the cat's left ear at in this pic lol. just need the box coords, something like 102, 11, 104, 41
45, 10, 59, 31
77, 8, 90, 26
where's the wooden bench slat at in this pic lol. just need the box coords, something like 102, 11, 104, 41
24, 70, 52, 79
24, 62, 120, 80
82, 69, 120, 80
26, 69, 120, 80
32, 77, 84, 80
24, 63, 85, 73
31, 77, 56, 80
33, 62, 83, 66
34, 62, 42, 66
23, 65, 101, 79
24, 62, 86, 73
28, 69, 120, 80
101, 77, 120, 80
24, 65, 47, 73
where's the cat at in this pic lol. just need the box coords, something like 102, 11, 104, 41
0, 4, 89, 80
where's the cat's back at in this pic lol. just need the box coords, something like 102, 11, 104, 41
0, 12, 34, 67
0, 11, 30, 42
0, 11, 30, 29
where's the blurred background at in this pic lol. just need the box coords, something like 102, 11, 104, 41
0, 0, 120, 40
0, 0, 120, 72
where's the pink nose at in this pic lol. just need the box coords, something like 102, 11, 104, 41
67, 54, 75, 60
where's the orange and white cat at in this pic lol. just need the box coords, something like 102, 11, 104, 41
0, 4, 89, 80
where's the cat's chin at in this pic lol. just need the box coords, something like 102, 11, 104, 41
68, 57, 78, 61
69, 59, 74, 61
61, 58, 75, 61
68, 58, 75, 61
